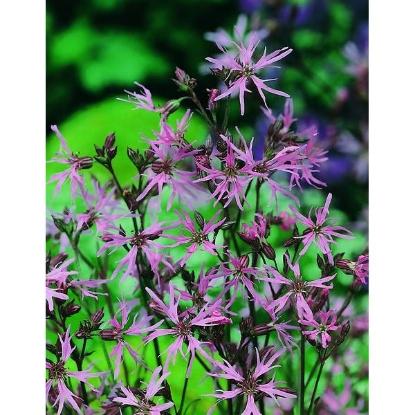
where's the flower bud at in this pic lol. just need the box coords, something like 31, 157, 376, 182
194, 211, 205, 230
172, 67, 197, 93
239, 316, 254, 338
104, 132, 116, 150
219, 220, 236, 231
261, 242, 276, 260
49, 253, 69, 268
78, 156, 94, 170
206, 88, 221, 112
253, 323, 274, 337
91, 308, 105, 325
61, 300, 81, 318
99, 329, 120, 341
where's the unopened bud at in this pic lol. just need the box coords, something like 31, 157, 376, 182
239, 316, 254, 338
159, 98, 187, 121
172, 67, 197, 93
239, 254, 250, 268
49, 253, 68, 268
91, 308, 105, 325
335, 321, 350, 347
219, 221, 236, 231
99, 329, 120, 341
194, 211, 205, 230
52, 216, 73, 235
206, 88, 221, 112
127, 147, 144, 169
104, 132, 116, 150
61, 300, 81, 318
78, 156, 94, 170
262, 242, 276, 260
336, 259, 354, 275
253, 323, 274, 337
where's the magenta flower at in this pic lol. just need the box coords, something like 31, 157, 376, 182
113, 366, 174, 414
299, 309, 340, 349
261, 256, 335, 319
336, 253, 369, 285
195, 134, 265, 210
46, 326, 106, 414
206, 348, 296, 414
206, 36, 292, 115
144, 283, 231, 376
100, 299, 162, 379
153, 108, 193, 148
168, 209, 226, 267
76, 179, 126, 235
117, 82, 156, 112
290, 193, 354, 264
48, 125, 94, 200
97, 221, 173, 281
136, 141, 203, 211
46, 258, 76, 312
208, 253, 266, 305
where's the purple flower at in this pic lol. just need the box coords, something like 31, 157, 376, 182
76, 179, 126, 234
206, 348, 296, 414
46, 326, 106, 414
136, 142, 203, 211
46, 258, 76, 312
113, 366, 174, 414
299, 310, 340, 348
261, 256, 335, 319
48, 125, 94, 200
100, 299, 162, 379
208, 253, 266, 305
98, 221, 173, 281
290, 193, 354, 264
117, 82, 155, 112
206, 36, 292, 115
144, 283, 230, 376
167, 209, 226, 267
195, 133, 265, 210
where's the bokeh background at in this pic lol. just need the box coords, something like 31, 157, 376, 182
46, 0, 368, 227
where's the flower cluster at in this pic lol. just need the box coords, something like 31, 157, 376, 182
46, 13, 368, 415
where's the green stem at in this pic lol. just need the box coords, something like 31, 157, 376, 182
178, 357, 192, 415
307, 352, 326, 415
299, 334, 306, 415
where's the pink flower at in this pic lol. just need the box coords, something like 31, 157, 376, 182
48, 125, 93, 200
46, 258, 76, 312
195, 134, 265, 210
113, 366, 174, 414
144, 283, 230, 376
167, 209, 226, 267
118, 82, 155, 112
206, 36, 292, 115
100, 299, 162, 379
97, 221, 173, 281
206, 348, 296, 414
46, 326, 106, 414
261, 256, 335, 319
136, 142, 203, 211
76, 179, 126, 234
299, 310, 340, 348
208, 253, 266, 305
290, 193, 354, 264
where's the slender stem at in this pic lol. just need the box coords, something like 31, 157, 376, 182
336, 283, 359, 318
178, 357, 192, 414
307, 352, 326, 415
299, 334, 306, 415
